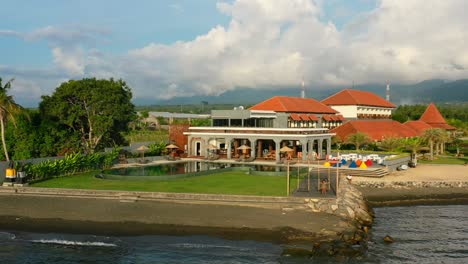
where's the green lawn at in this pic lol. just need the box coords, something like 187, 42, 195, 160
32, 171, 298, 196
419, 156, 468, 165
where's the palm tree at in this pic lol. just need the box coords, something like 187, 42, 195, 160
451, 137, 463, 157
405, 137, 423, 163
0, 78, 23, 161
422, 128, 444, 160
437, 131, 450, 155
346, 132, 371, 151
379, 137, 403, 152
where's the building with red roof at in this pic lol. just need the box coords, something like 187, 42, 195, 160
403, 120, 433, 135
418, 103, 456, 130
248, 96, 343, 129
321, 89, 396, 119
331, 120, 418, 141
250, 96, 337, 114
184, 96, 343, 162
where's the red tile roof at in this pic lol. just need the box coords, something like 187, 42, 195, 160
299, 114, 309, 121
322, 115, 346, 121
331, 120, 418, 141
309, 114, 319, 121
321, 89, 396, 108
404, 120, 433, 135
250, 96, 337, 114
419, 103, 456, 130
290, 113, 301, 121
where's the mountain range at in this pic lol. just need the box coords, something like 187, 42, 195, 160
136, 79, 468, 106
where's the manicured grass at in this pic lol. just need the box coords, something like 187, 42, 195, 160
419, 156, 468, 165
32, 170, 298, 196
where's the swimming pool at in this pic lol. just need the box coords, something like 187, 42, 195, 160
99, 162, 297, 180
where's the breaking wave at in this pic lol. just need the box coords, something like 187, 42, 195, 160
31, 239, 117, 247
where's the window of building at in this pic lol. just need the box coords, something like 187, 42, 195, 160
213, 119, 228, 127
230, 119, 243, 127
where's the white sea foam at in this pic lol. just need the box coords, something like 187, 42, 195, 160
31, 239, 117, 247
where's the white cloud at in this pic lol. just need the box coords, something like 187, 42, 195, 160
1, 25, 108, 76
52, 47, 85, 76
2, 0, 468, 104
119, 0, 468, 101
9, 78, 43, 106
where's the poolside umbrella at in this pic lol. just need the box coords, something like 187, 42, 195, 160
279, 146, 293, 152
237, 144, 251, 150
165, 144, 179, 149
237, 144, 251, 158
137, 145, 149, 158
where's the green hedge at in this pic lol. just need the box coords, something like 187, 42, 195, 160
25, 150, 119, 182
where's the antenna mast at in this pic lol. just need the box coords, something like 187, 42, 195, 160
301, 77, 305, 98
386, 81, 390, 101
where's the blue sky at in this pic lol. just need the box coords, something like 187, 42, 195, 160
1, 0, 231, 66
1, 0, 467, 106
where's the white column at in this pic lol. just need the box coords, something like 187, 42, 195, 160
250, 139, 256, 158
203, 137, 209, 158
300, 139, 308, 161
186, 136, 192, 156
275, 139, 281, 162
227, 139, 232, 159
318, 139, 323, 159
308, 139, 315, 160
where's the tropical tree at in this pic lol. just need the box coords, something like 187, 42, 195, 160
331, 135, 343, 150
346, 132, 371, 151
404, 137, 423, 155
379, 137, 403, 152
404, 137, 423, 163
40, 78, 136, 154
422, 128, 444, 160
448, 136, 464, 157
0, 78, 24, 161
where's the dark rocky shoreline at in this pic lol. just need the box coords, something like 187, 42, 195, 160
358, 186, 468, 207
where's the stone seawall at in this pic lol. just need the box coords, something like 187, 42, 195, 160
298, 178, 374, 255
0, 183, 374, 257
355, 181, 468, 188
304, 179, 373, 226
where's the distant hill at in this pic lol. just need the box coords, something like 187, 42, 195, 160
136, 79, 468, 106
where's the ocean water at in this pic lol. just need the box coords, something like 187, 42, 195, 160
0, 205, 467, 263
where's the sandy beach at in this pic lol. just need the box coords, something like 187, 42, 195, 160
355, 164, 468, 182
354, 164, 468, 206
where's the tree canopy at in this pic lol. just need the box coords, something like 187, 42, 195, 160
0, 78, 25, 161
40, 78, 136, 154
346, 132, 371, 151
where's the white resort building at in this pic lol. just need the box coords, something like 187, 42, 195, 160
184, 96, 343, 162
321, 89, 396, 120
